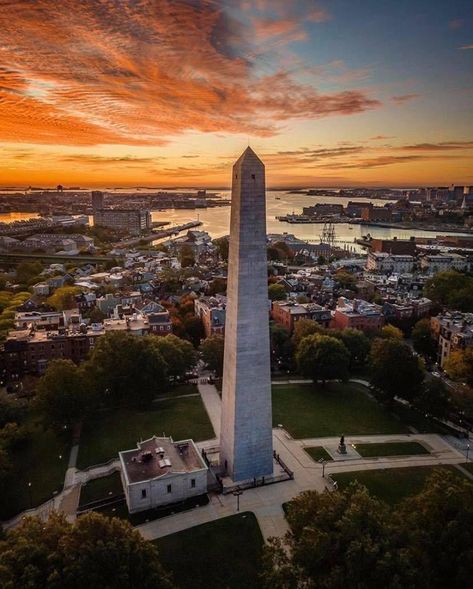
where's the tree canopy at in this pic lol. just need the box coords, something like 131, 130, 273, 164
292, 318, 325, 347
444, 348, 473, 386
369, 338, 424, 403
200, 334, 225, 377
411, 318, 437, 359
263, 470, 473, 589
331, 328, 371, 368
47, 286, 81, 311
87, 332, 167, 407
424, 270, 473, 311
0, 512, 174, 589
296, 334, 350, 383
380, 324, 404, 340
150, 334, 196, 381
268, 283, 287, 301
36, 359, 96, 429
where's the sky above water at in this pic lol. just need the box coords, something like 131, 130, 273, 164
0, 0, 472, 188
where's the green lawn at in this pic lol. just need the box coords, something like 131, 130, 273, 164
77, 396, 214, 469
79, 471, 123, 507
304, 446, 333, 462
332, 465, 462, 504
0, 421, 70, 520
155, 383, 199, 398
272, 383, 410, 438
355, 442, 430, 458
155, 513, 264, 589
462, 462, 473, 474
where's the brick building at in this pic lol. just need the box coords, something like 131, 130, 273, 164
271, 301, 331, 333
194, 295, 226, 337
332, 298, 384, 332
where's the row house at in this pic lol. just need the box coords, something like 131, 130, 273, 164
431, 313, 473, 367
331, 298, 384, 332
271, 301, 331, 333
194, 295, 226, 337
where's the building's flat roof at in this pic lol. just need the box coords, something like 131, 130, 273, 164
120, 436, 206, 484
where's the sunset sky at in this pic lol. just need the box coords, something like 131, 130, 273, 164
0, 0, 472, 188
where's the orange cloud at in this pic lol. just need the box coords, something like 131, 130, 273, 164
0, 0, 377, 147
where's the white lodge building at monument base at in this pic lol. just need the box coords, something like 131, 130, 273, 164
119, 436, 208, 514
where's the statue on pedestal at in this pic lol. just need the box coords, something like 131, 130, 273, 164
337, 435, 347, 455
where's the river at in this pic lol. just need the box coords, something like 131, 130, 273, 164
1, 190, 471, 254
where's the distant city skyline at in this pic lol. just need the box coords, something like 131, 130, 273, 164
0, 0, 472, 187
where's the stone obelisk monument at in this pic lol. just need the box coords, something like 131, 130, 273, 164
220, 147, 273, 482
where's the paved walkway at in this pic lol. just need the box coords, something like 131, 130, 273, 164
197, 381, 221, 440
4, 378, 471, 541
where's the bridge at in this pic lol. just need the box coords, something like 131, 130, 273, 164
0, 252, 117, 265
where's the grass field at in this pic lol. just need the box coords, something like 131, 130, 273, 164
77, 396, 214, 469
272, 383, 410, 438
332, 465, 462, 504
462, 462, 473, 474
0, 421, 70, 520
79, 471, 123, 506
304, 446, 333, 462
155, 513, 264, 589
355, 442, 430, 458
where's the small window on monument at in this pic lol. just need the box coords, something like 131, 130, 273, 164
251, 174, 255, 179
141, 489, 146, 498
235, 174, 238, 179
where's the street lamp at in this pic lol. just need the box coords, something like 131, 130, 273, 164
467, 444, 470, 462
319, 458, 327, 477
232, 487, 243, 512
27, 482, 32, 508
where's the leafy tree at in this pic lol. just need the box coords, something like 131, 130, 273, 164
335, 270, 356, 290
206, 277, 227, 296
36, 360, 95, 428
411, 318, 436, 358
15, 261, 43, 284
396, 470, 473, 589
182, 315, 205, 347
424, 270, 473, 310
213, 236, 229, 261
88, 332, 167, 407
444, 348, 473, 386
178, 244, 195, 268
150, 334, 196, 381
0, 511, 174, 589
263, 471, 473, 589
86, 307, 107, 323
200, 334, 225, 377
0, 447, 12, 484
292, 318, 325, 347
270, 323, 293, 369
47, 286, 81, 311
296, 334, 350, 383
381, 324, 404, 340
263, 484, 407, 589
0, 394, 27, 429
369, 338, 424, 403
268, 283, 287, 301
414, 379, 450, 419
331, 328, 371, 369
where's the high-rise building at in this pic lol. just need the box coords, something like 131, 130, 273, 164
91, 190, 104, 210
220, 147, 273, 482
